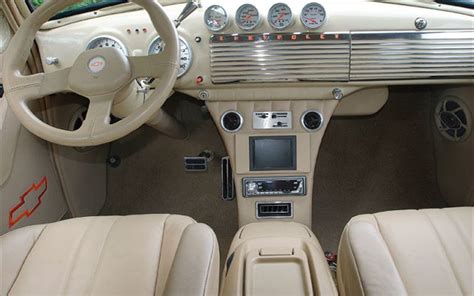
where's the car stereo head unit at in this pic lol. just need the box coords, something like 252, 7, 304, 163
243, 176, 306, 197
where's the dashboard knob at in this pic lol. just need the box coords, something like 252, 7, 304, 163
221, 111, 243, 133
301, 110, 324, 132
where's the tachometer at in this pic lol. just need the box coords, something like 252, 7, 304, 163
148, 36, 192, 78
300, 2, 326, 29
236, 4, 260, 31
86, 36, 128, 55
268, 3, 293, 30
204, 5, 228, 32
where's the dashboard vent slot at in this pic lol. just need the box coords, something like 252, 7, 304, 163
350, 30, 474, 80
256, 202, 293, 219
210, 33, 350, 84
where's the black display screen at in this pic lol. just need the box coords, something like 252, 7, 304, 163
250, 136, 297, 171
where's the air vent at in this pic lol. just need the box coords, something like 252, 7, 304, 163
435, 96, 471, 142
350, 30, 474, 80
301, 110, 324, 132
256, 202, 293, 219
210, 33, 350, 83
221, 111, 243, 132
221, 156, 235, 201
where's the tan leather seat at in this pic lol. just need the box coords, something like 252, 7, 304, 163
337, 207, 473, 296
1, 214, 219, 296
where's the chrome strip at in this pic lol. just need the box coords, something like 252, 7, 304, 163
209, 30, 474, 83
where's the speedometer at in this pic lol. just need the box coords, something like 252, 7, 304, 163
300, 3, 326, 29
204, 5, 228, 32
86, 36, 128, 55
236, 4, 260, 31
148, 36, 192, 78
268, 3, 293, 30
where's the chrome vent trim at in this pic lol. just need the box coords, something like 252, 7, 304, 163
210, 33, 350, 83
350, 30, 474, 80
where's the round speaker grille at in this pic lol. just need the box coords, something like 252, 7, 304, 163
435, 96, 471, 142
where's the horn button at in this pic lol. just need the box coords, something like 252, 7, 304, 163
68, 48, 132, 97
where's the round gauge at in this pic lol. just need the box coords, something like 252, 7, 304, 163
300, 2, 326, 29
204, 5, 228, 32
268, 3, 293, 30
236, 4, 260, 31
148, 37, 192, 78
86, 36, 128, 55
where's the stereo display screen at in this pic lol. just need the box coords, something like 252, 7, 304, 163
250, 136, 297, 171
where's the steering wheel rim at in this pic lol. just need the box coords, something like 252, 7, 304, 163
3, 0, 179, 147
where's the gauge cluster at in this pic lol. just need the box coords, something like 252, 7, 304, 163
203, 2, 327, 32
86, 35, 193, 79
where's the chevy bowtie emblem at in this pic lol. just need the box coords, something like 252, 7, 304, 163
9, 176, 48, 228
88, 56, 106, 73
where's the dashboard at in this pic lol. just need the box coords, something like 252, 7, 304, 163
35, 0, 474, 101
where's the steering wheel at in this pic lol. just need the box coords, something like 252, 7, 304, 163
3, 0, 179, 146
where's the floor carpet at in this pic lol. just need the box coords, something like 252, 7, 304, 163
312, 86, 447, 252
101, 96, 238, 266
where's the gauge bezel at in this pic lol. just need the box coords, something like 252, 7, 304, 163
300, 2, 327, 30
236, 4, 261, 31
267, 3, 293, 30
204, 5, 229, 32
148, 36, 193, 78
86, 35, 128, 56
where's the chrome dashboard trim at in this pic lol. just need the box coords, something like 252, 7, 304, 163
209, 30, 474, 83
210, 32, 351, 84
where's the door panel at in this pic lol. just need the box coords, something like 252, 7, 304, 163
0, 7, 68, 235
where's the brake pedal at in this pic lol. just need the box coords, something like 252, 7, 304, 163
221, 156, 235, 200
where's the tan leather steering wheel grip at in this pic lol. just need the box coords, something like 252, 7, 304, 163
3, 0, 179, 146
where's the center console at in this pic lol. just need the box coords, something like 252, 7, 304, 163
207, 99, 338, 227
220, 221, 337, 295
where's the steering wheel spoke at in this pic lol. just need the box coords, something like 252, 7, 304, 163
128, 52, 179, 79
79, 94, 115, 134
6, 68, 71, 102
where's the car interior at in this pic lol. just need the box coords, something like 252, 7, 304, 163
0, 0, 472, 295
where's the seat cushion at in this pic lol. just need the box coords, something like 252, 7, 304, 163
1, 214, 219, 296
337, 207, 473, 296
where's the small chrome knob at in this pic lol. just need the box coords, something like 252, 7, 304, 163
45, 57, 59, 65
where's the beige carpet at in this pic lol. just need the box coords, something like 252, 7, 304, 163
101, 95, 238, 266
312, 86, 447, 252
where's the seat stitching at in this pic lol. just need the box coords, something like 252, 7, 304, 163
7, 225, 47, 295
153, 214, 170, 295
372, 214, 408, 295
201, 226, 215, 296
420, 210, 464, 294
88, 216, 121, 294
60, 218, 96, 294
